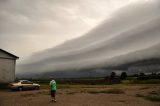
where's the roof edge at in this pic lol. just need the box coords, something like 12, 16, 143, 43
0, 49, 19, 59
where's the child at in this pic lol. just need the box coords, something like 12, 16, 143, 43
49, 78, 57, 102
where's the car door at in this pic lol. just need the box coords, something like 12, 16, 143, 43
21, 81, 33, 90
26, 81, 34, 89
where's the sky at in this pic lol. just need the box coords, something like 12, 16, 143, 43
16, 0, 160, 74
0, 0, 144, 63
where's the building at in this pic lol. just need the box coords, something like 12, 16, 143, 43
0, 49, 19, 83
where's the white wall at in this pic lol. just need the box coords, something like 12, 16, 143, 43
0, 58, 15, 83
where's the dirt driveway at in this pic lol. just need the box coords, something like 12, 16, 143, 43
0, 84, 160, 106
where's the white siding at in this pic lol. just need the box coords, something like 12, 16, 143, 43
0, 58, 15, 83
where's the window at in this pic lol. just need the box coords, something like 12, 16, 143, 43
21, 81, 33, 84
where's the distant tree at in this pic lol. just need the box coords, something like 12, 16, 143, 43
110, 72, 116, 80
120, 72, 127, 80
139, 72, 145, 76
132, 74, 139, 77
151, 72, 157, 75
108, 72, 121, 84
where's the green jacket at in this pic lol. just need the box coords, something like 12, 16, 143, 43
49, 80, 56, 90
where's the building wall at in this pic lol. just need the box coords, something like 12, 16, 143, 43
0, 58, 15, 83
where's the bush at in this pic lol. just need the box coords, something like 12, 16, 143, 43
142, 79, 160, 84
121, 78, 160, 84
120, 72, 127, 80
137, 75, 160, 80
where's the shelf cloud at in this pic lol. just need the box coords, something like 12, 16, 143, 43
17, 0, 160, 74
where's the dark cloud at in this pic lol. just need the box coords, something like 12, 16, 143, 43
17, 0, 160, 74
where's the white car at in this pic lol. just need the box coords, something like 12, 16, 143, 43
9, 80, 40, 91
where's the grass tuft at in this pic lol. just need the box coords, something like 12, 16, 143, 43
136, 89, 160, 102
66, 92, 77, 95
139, 87, 150, 90
135, 94, 144, 97
145, 96, 160, 102
106, 88, 124, 94
88, 88, 124, 94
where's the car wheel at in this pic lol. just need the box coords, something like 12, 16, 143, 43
18, 87, 23, 91
35, 86, 39, 90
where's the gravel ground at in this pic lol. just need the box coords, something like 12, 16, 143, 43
0, 84, 160, 106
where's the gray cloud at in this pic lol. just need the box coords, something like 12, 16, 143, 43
0, 0, 131, 61
18, 0, 160, 74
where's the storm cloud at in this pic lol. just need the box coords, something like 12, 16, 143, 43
17, 0, 160, 74
0, 0, 132, 62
